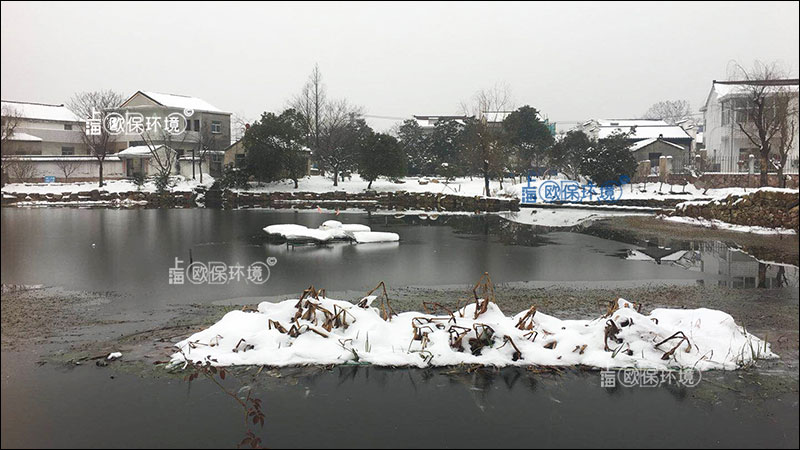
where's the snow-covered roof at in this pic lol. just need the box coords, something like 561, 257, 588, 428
4, 131, 43, 142
597, 124, 691, 140
121, 91, 228, 114
583, 119, 691, 140
629, 137, 687, 152
713, 81, 799, 101
1, 101, 81, 123
481, 111, 514, 123
412, 115, 467, 128
702, 79, 799, 111
595, 119, 669, 127
115, 145, 164, 158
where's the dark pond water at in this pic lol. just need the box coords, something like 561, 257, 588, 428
2, 208, 796, 313
1, 353, 798, 449
2, 208, 798, 448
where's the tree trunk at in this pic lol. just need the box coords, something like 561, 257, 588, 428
368, 179, 373, 190
98, 158, 104, 187
332, 168, 339, 187
760, 154, 768, 187
293, 178, 299, 189
483, 162, 490, 197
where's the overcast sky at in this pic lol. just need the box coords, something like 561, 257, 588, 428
2, 1, 798, 131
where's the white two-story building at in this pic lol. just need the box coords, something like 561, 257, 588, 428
701, 79, 799, 173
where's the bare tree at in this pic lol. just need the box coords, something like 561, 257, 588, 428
460, 84, 514, 195
290, 64, 327, 157
6, 158, 38, 182
194, 127, 222, 184
460, 83, 514, 119
316, 99, 363, 186
1, 104, 23, 185
773, 93, 798, 188
55, 159, 81, 181
730, 61, 798, 187
67, 90, 124, 187
139, 128, 191, 192
641, 100, 693, 125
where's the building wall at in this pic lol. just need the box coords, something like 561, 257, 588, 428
703, 90, 800, 173
109, 106, 231, 154
4, 118, 89, 156
3, 157, 124, 183
631, 140, 690, 172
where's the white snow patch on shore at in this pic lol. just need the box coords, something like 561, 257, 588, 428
660, 215, 797, 235
171, 298, 775, 370
499, 209, 650, 228
1, 175, 215, 195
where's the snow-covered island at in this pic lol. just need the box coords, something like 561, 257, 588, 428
171, 294, 774, 371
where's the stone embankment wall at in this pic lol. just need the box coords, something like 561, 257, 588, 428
2, 188, 520, 212
671, 189, 799, 231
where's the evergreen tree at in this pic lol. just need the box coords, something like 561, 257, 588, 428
579, 131, 636, 186
502, 105, 554, 174
358, 133, 406, 189
550, 130, 592, 180
243, 109, 306, 187
429, 119, 465, 177
397, 119, 431, 176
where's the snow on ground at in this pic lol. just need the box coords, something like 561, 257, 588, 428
659, 215, 798, 235
170, 297, 774, 371
4, 174, 796, 205
264, 220, 399, 243
499, 209, 650, 228
1, 174, 215, 195
238, 175, 796, 203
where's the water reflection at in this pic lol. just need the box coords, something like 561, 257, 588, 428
624, 241, 798, 289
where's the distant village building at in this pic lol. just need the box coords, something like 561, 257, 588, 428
1, 91, 233, 183
629, 138, 689, 173
1, 101, 87, 155
223, 138, 312, 177
701, 79, 799, 173
1, 100, 123, 182
412, 115, 468, 133
580, 119, 693, 172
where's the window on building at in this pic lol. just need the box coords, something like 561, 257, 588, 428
64, 124, 73, 131
194, 120, 200, 132
211, 121, 222, 134
235, 153, 246, 166
61, 146, 75, 155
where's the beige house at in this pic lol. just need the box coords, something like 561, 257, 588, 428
629, 137, 690, 174
110, 91, 232, 178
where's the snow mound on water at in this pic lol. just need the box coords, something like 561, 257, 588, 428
171, 298, 775, 370
264, 222, 398, 243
